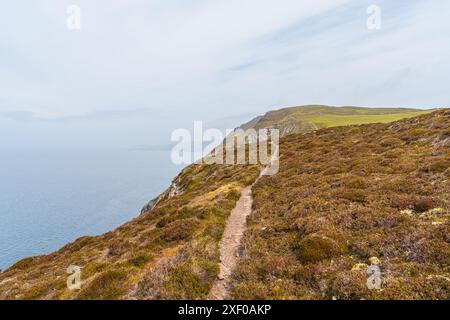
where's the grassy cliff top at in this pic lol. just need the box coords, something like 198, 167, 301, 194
240, 105, 432, 135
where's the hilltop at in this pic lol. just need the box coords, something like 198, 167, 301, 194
239, 105, 430, 136
0, 106, 448, 300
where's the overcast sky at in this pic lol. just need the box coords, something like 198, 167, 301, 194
0, 0, 449, 148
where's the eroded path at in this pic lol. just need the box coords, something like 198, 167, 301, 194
208, 143, 278, 300
208, 186, 254, 300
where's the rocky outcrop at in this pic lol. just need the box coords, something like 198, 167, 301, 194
140, 196, 161, 214
140, 171, 187, 215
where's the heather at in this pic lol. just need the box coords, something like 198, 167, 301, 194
233, 110, 449, 300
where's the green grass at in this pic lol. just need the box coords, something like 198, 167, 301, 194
304, 111, 431, 128
242, 105, 433, 134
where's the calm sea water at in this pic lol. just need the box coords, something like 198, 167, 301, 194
0, 148, 184, 270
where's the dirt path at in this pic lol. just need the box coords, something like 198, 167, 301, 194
208, 185, 254, 300
208, 142, 278, 300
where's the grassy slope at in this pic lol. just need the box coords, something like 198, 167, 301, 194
242, 105, 431, 133
0, 163, 260, 300
233, 109, 449, 300
0, 106, 446, 300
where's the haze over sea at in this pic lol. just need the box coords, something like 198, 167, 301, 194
0, 148, 183, 270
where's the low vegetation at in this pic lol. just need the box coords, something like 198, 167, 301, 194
0, 162, 259, 300
232, 109, 449, 300
0, 106, 447, 300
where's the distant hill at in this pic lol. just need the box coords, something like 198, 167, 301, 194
239, 105, 431, 136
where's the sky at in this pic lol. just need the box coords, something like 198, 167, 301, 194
0, 0, 449, 148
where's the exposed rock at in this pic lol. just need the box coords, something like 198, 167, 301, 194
140, 196, 161, 214
140, 174, 186, 215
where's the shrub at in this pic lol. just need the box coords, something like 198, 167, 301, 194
408, 239, 450, 265
232, 281, 269, 300
323, 166, 347, 175
339, 190, 367, 203
60, 236, 95, 253
329, 271, 367, 300
22, 285, 47, 300
292, 264, 319, 287
77, 270, 128, 300
401, 129, 428, 143
107, 240, 131, 257
161, 218, 200, 242
391, 195, 437, 213
226, 189, 241, 201
162, 265, 210, 299
156, 215, 176, 228
83, 262, 108, 278
128, 254, 153, 268
412, 197, 438, 212
379, 137, 403, 147
297, 235, 345, 264
420, 160, 449, 173
344, 177, 367, 189
382, 177, 414, 193
7, 257, 35, 272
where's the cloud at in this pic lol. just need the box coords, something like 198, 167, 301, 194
0, 0, 449, 147
0, 108, 157, 123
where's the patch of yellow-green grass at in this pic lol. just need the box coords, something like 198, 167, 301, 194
77, 269, 129, 300
162, 265, 211, 299
22, 284, 48, 300
188, 182, 241, 207
304, 111, 431, 128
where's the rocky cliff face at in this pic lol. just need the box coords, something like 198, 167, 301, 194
140, 169, 188, 215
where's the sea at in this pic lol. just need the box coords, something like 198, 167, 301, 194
0, 148, 184, 270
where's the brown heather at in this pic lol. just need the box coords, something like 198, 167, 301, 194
232, 109, 449, 300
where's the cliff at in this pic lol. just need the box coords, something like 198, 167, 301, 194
0, 106, 448, 300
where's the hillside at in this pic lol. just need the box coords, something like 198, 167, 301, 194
0, 163, 260, 300
239, 105, 431, 136
233, 109, 449, 299
0, 107, 448, 300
